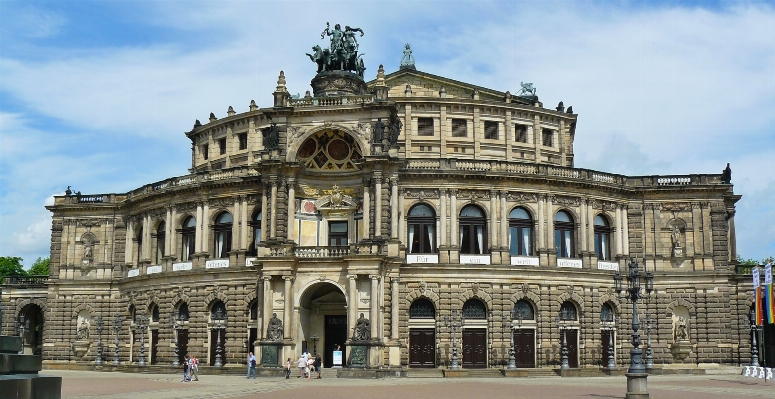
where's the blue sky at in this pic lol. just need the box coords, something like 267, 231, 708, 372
1, 0, 773, 267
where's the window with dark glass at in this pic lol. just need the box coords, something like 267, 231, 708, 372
513, 300, 535, 320
451, 119, 467, 137
202, 144, 209, 160
600, 303, 614, 323
515, 125, 528, 143
554, 211, 575, 258
542, 129, 554, 147
248, 210, 262, 256
409, 298, 436, 319
210, 301, 227, 319
178, 303, 190, 321
155, 222, 165, 264
151, 305, 160, 323
508, 207, 533, 256
329, 221, 348, 246
459, 205, 487, 254
218, 138, 226, 155
594, 215, 612, 261
238, 133, 248, 150
417, 117, 434, 136
181, 216, 196, 261
560, 301, 577, 321
408, 204, 436, 254
484, 121, 499, 140
462, 299, 487, 319
249, 301, 258, 321
129, 305, 136, 323
135, 227, 143, 263
213, 212, 233, 258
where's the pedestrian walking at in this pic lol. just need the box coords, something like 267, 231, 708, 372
190, 355, 199, 381
182, 355, 190, 382
314, 353, 322, 379
297, 354, 306, 378
247, 352, 257, 379
285, 358, 292, 379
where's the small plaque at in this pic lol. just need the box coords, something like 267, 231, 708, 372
460, 255, 491, 265
406, 254, 438, 264
173, 262, 192, 271
206, 259, 229, 269
557, 259, 582, 268
127, 269, 140, 277
147, 265, 162, 274
597, 261, 619, 271
511, 256, 539, 266
245, 257, 257, 267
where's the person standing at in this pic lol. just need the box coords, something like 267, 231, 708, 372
247, 352, 257, 379
297, 354, 306, 378
313, 353, 322, 379
189, 355, 199, 381
285, 358, 292, 379
182, 355, 190, 382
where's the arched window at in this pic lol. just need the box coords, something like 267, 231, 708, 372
600, 303, 614, 323
559, 301, 578, 321
459, 205, 487, 254
249, 300, 258, 321
554, 211, 575, 258
177, 303, 190, 321
408, 204, 436, 254
213, 212, 233, 258
594, 215, 611, 261
249, 210, 262, 256
462, 299, 487, 319
155, 222, 166, 264
513, 300, 535, 320
508, 207, 533, 256
210, 301, 227, 320
129, 304, 137, 323
151, 304, 160, 323
135, 227, 143, 264
181, 216, 196, 262
409, 298, 436, 319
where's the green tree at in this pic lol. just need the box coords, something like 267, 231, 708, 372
0, 257, 27, 278
28, 257, 50, 276
736, 255, 774, 266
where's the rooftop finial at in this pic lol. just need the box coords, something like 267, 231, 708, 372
227, 106, 235, 116
249, 100, 258, 111
400, 43, 416, 70
277, 71, 286, 88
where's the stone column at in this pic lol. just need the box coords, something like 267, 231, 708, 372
390, 277, 399, 339
202, 201, 210, 255
505, 110, 513, 162
390, 178, 399, 239
143, 214, 151, 261
240, 196, 248, 250
348, 275, 358, 337
546, 195, 554, 250
260, 185, 268, 242
398, 189, 406, 244
615, 205, 623, 256
125, 220, 134, 264
283, 276, 294, 339
622, 205, 629, 255
500, 191, 508, 248
170, 206, 178, 257
165, 207, 173, 256
579, 200, 587, 253
370, 275, 380, 340
270, 179, 278, 239
559, 120, 566, 167
450, 190, 458, 247
374, 173, 382, 238
195, 203, 204, 253
533, 114, 542, 164
439, 190, 447, 247
287, 178, 296, 242
537, 195, 545, 249
489, 190, 497, 251
362, 178, 370, 240
587, 201, 595, 253
232, 197, 241, 250
261, 276, 272, 340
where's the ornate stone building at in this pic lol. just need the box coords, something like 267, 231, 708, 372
1, 28, 758, 371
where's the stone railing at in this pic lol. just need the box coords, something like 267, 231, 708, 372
295, 246, 350, 258
288, 94, 375, 108
2, 275, 49, 287
77, 195, 105, 203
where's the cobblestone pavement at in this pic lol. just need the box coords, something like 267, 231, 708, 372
47, 370, 775, 399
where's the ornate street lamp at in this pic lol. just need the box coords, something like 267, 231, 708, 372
600, 309, 616, 370
501, 313, 516, 370
443, 309, 462, 370
16, 314, 27, 354
135, 311, 148, 367
644, 314, 654, 370
556, 308, 572, 370
169, 311, 181, 367
212, 308, 228, 368
112, 313, 123, 365
745, 309, 760, 367
614, 259, 654, 398
95, 315, 104, 366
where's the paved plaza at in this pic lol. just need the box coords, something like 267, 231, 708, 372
45, 370, 775, 399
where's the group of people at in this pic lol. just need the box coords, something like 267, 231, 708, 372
181, 354, 200, 382
286, 351, 322, 379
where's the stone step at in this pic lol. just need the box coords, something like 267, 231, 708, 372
406, 369, 444, 378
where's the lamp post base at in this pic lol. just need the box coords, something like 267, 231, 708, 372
625, 372, 649, 399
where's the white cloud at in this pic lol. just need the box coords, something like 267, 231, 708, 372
1, 6, 66, 39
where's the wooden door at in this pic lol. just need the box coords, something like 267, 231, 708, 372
601, 330, 614, 367
409, 329, 435, 368
177, 329, 188, 365
150, 329, 159, 365
209, 329, 226, 366
513, 329, 535, 368
562, 329, 578, 368
462, 329, 487, 368
324, 315, 347, 368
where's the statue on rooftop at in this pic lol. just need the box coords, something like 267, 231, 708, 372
309, 23, 365, 76
518, 82, 536, 97
400, 43, 416, 70
721, 163, 732, 184
262, 123, 280, 150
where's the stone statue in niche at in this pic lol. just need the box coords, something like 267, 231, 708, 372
673, 316, 688, 342
372, 118, 385, 146
76, 315, 91, 341
353, 313, 371, 341
266, 313, 283, 341
262, 123, 280, 150
670, 224, 683, 258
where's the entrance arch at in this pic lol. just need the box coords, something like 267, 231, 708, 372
18, 304, 44, 355
297, 281, 348, 368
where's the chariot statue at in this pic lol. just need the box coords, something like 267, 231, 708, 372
307, 22, 366, 77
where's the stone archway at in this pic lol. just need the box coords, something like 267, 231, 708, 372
18, 303, 44, 355
298, 281, 348, 368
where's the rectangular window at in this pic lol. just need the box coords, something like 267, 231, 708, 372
515, 125, 528, 143
451, 119, 467, 137
542, 129, 554, 147
202, 144, 209, 160
238, 133, 248, 150
218, 138, 227, 155
328, 221, 348, 246
484, 121, 499, 140
417, 118, 434, 136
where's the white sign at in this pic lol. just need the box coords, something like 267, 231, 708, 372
511, 256, 540, 266
558, 259, 583, 268
753, 267, 760, 288
332, 350, 343, 367
765, 263, 772, 285
206, 259, 229, 269
597, 261, 619, 271
173, 262, 192, 271
245, 257, 257, 267
127, 269, 140, 278
147, 265, 162, 274
460, 255, 491, 265
407, 254, 439, 264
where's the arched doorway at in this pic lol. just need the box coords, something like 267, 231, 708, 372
18, 304, 44, 355
298, 282, 347, 368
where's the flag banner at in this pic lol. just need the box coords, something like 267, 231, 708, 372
765, 263, 772, 285
755, 286, 764, 326
753, 268, 760, 289
768, 283, 775, 324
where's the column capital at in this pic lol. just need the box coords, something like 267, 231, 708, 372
390, 276, 400, 284
489, 189, 498, 197
368, 274, 381, 281
449, 189, 459, 196
373, 171, 383, 180
282, 275, 295, 282
347, 274, 358, 281
262, 275, 272, 281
